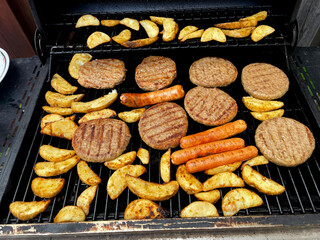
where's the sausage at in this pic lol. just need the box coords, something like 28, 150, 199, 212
180, 119, 247, 149
171, 138, 245, 165
120, 85, 185, 108
185, 146, 258, 173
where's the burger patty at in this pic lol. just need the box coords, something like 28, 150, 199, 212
255, 117, 315, 167
78, 59, 126, 89
241, 63, 289, 100
184, 86, 238, 126
189, 57, 238, 87
135, 56, 177, 91
138, 102, 188, 150
72, 118, 131, 163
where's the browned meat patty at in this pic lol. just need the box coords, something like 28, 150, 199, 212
138, 102, 188, 150
184, 86, 238, 126
255, 117, 315, 167
135, 56, 177, 91
78, 59, 126, 89
189, 57, 238, 87
241, 63, 289, 100
72, 118, 131, 162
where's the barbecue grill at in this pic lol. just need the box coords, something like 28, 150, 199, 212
0, 0, 319, 238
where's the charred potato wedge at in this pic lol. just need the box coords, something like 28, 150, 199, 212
221, 27, 255, 38
201, 27, 226, 42
251, 25, 275, 42
120, 18, 140, 31
122, 36, 158, 48
250, 109, 284, 121
9, 200, 51, 221
42, 106, 74, 116
124, 199, 166, 220
78, 109, 116, 124
75, 14, 99, 28
54, 206, 86, 223
176, 165, 203, 194
242, 96, 284, 112
76, 185, 98, 215
41, 118, 78, 140
31, 177, 65, 198
241, 155, 269, 169
137, 148, 149, 164
181, 29, 204, 42
140, 20, 159, 38
215, 19, 258, 29
204, 162, 242, 175
45, 91, 84, 108
40, 114, 65, 129
104, 151, 137, 170
181, 201, 219, 218
77, 160, 101, 186
162, 19, 178, 42
118, 108, 146, 123
203, 172, 245, 191
68, 53, 92, 79
87, 31, 111, 49
101, 19, 120, 27
51, 73, 77, 94
178, 26, 198, 40
150, 16, 174, 25
194, 190, 221, 204
240, 11, 268, 22
39, 145, 75, 162
160, 149, 171, 183
112, 29, 131, 45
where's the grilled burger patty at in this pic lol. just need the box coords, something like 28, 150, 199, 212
78, 59, 126, 89
72, 118, 131, 162
189, 57, 238, 87
135, 56, 177, 91
138, 102, 188, 150
255, 117, 315, 167
241, 63, 289, 100
184, 86, 238, 126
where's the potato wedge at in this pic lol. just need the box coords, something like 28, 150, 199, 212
45, 91, 84, 108
42, 106, 74, 116
76, 185, 98, 215
201, 27, 226, 43
176, 165, 203, 194
215, 19, 258, 29
75, 14, 99, 28
122, 36, 159, 48
118, 108, 146, 123
31, 177, 65, 198
242, 165, 285, 195
40, 114, 64, 129
34, 155, 80, 177
68, 53, 92, 79
251, 25, 275, 42
78, 109, 116, 124
120, 18, 140, 31
178, 26, 198, 40
242, 96, 284, 112
181, 29, 204, 42
162, 19, 178, 42
39, 145, 75, 162
240, 11, 268, 22
150, 16, 174, 25
71, 90, 118, 113
250, 109, 284, 121
107, 165, 146, 200
77, 160, 101, 185
222, 188, 263, 216
124, 199, 166, 220
221, 27, 255, 38
9, 200, 51, 221
101, 19, 120, 27
160, 149, 171, 183
51, 73, 77, 95
112, 29, 131, 45
137, 148, 149, 164
54, 206, 86, 223
104, 151, 137, 170
203, 172, 245, 191
241, 155, 269, 169
41, 118, 78, 140
181, 201, 219, 218
126, 175, 179, 201
194, 190, 221, 204
204, 162, 242, 175
140, 20, 159, 38
87, 31, 111, 49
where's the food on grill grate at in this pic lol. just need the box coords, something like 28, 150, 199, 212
77, 160, 101, 185
39, 145, 76, 162
176, 164, 203, 194
122, 36, 159, 48
160, 149, 171, 182
255, 117, 315, 167
112, 29, 132, 45
241, 155, 269, 169
45, 91, 84, 108
140, 20, 159, 38
138, 102, 188, 150
104, 151, 137, 170
180, 201, 219, 218
31, 177, 65, 198
9, 200, 51, 221
42, 106, 74, 116
101, 19, 120, 27
181, 29, 204, 42
124, 199, 166, 220
68, 53, 92, 79
120, 18, 140, 31
239, 11, 268, 22
178, 26, 198, 40
51, 73, 78, 94
137, 147, 150, 164
241, 63, 289, 100
86, 31, 111, 49
75, 14, 100, 28
135, 56, 177, 91
78, 109, 116, 124
184, 86, 238, 126
41, 118, 78, 140
78, 59, 126, 89
189, 57, 238, 87
54, 206, 86, 223
162, 18, 179, 42
40, 114, 65, 129
222, 27, 255, 38
205, 161, 242, 175
76, 185, 98, 215
202, 172, 245, 191
215, 19, 258, 29
72, 118, 131, 163
194, 190, 221, 204
251, 25, 275, 42
250, 109, 284, 121
242, 96, 284, 112
118, 108, 146, 123
201, 27, 226, 42
150, 16, 174, 25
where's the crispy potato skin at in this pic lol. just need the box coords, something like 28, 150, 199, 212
160, 149, 171, 183
54, 206, 86, 223
176, 165, 203, 194
39, 145, 75, 162
251, 25, 275, 42
242, 96, 284, 112
104, 151, 137, 170
250, 109, 284, 121
181, 201, 219, 218
31, 177, 65, 198
122, 36, 158, 48
9, 200, 51, 221
76, 185, 98, 215
77, 160, 101, 185
124, 199, 166, 220
51, 73, 77, 94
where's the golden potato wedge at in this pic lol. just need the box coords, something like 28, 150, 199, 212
251, 25, 275, 42
150, 16, 174, 25
75, 14, 99, 28
39, 145, 75, 162
242, 96, 284, 112
178, 26, 198, 40
77, 160, 101, 186
181, 29, 204, 42
126, 175, 179, 201
54, 206, 86, 223
122, 36, 159, 48
160, 149, 171, 183
71, 90, 118, 113
120, 18, 140, 31
45, 91, 84, 108
87, 31, 111, 49
124, 199, 166, 220
107, 165, 146, 200
140, 20, 159, 38
9, 200, 51, 221
250, 109, 284, 121
137, 148, 149, 164
104, 151, 137, 170
215, 19, 258, 29
51, 73, 77, 95
176, 165, 203, 194
242, 165, 285, 195
194, 190, 221, 204
101, 19, 120, 27
221, 27, 255, 38
118, 108, 146, 123
222, 188, 263, 216
34, 155, 80, 177
240, 11, 268, 22
181, 201, 219, 218
162, 19, 178, 42
42, 106, 74, 116
76, 185, 98, 215
201, 27, 226, 42
203, 172, 245, 191
68, 53, 92, 79
40, 114, 64, 129
204, 162, 242, 175
31, 177, 65, 198
78, 109, 116, 124
112, 29, 131, 45
241, 155, 269, 170
41, 118, 78, 140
